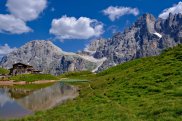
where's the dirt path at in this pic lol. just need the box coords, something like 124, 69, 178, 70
0, 78, 71, 86
32, 80, 57, 84
0, 80, 58, 86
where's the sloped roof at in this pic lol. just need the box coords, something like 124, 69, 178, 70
13, 63, 33, 67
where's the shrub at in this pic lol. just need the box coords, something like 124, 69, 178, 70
0, 67, 10, 75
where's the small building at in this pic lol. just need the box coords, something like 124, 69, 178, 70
9, 63, 41, 76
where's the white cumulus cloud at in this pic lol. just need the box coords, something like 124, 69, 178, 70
50, 16, 104, 40
159, 2, 182, 19
0, 14, 32, 34
0, 0, 47, 34
103, 6, 139, 21
6, 0, 47, 21
0, 44, 17, 57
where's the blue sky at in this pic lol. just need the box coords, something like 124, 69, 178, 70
0, 0, 181, 54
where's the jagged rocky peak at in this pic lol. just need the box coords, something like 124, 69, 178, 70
92, 13, 182, 72
156, 13, 182, 34
167, 12, 182, 22
155, 13, 182, 45
134, 13, 156, 33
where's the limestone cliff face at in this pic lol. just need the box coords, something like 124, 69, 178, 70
91, 13, 182, 71
0, 40, 98, 75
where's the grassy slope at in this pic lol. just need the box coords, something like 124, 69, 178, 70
13, 45, 182, 121
59, 71, 96, 80
10, 74, 59, 82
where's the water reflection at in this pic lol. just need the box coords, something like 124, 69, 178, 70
0, 88, 13, 107
0, 82, 78, 119
17, 82, 78, 111
0, 88, 32, 120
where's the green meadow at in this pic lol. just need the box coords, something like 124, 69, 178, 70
10, 45, 182, 121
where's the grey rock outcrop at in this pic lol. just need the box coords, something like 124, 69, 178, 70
0, 40, 98, 75
91, 13, 182, 71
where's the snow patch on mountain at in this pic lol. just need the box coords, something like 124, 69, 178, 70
154, 32, 162, 38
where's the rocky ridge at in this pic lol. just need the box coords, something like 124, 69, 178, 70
90, 13, 182, 71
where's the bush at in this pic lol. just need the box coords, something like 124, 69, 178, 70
0, 67, 9, 75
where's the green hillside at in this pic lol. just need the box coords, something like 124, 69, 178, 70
14, 45, 182, 121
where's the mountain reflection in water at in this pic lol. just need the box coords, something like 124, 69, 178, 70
17, 82, 78, 111
0, 82, 78, 119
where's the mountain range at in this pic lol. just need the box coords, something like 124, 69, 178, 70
0, 13, 182, 75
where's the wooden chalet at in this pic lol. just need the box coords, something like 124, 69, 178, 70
9, 63, 41, 76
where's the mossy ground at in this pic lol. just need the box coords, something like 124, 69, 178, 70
10, 45, 182, 121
